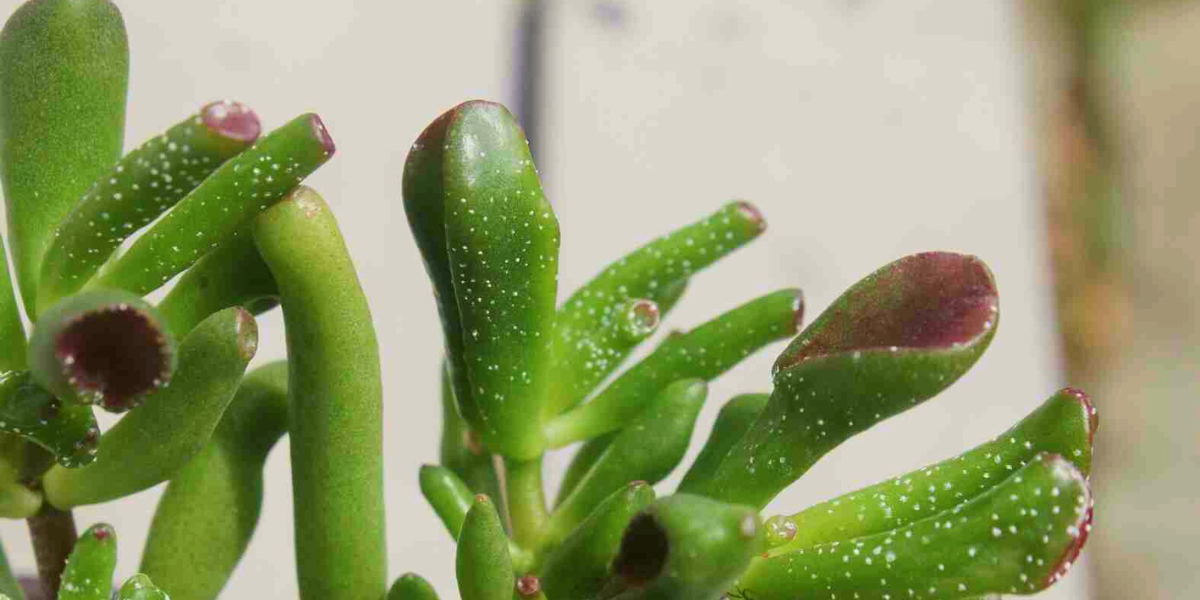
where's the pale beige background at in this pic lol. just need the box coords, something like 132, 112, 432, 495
0, 1, 1088, 599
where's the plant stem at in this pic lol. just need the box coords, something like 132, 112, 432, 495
503, 456, 548, 550
25, 504, 76, 596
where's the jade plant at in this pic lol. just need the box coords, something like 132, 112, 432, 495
0, 1, 384, 600
402, 101, 1096, 600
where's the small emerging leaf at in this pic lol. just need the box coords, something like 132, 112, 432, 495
0, 371, 98, 468
388, 573, 439, 600
115, 574, 169, 600
59, 523, 117, 600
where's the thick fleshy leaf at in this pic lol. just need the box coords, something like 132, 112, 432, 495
96, 112, 335, 296
140, 362, 288, 600
609, 494, 762, 600
388, 573, 439, 600
115, 574, 169, 600
253, 186, 385, 600
38, 101, 261, 310
678, 393, 769, 492
541, 481, 655, 600
442, 101, 560, 460
0, 234, 25, 372
545, 289, 801, 448
29, 289, 175, 412
438, 361, 504, 520
0, 0, 128, 314
680, 252, 999, 508
156, 223, 277, 339
456, 495, 512, 600
554, 431, 616, 507
767, 387, 1098, 555
0, 371, 98, 468
419, 464, 474, 541
0, 433, 42, 518
548, 298, 661, 413
547, 380, 707, 541
59, 523, 117, 600
737, 453, 1093, 600
550, 202, 765, 414
42, 307, 257, 508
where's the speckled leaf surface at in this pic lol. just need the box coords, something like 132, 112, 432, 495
0, 371, 98, 468
678, 393, 769, 492
438, 361, 504, 519
681, 253, 999, 508
115, 574, 169, 600
443, 101, 560, 460
58, 523, 117, 600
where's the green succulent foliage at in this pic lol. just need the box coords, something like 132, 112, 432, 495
58, 523, 117, 600
405, 102, 1096, 600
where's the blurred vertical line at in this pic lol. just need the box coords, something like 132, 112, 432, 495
514, 0, 546, 175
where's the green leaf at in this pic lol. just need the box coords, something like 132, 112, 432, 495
0, 434, 43, 519
609, 494, 763, 600
547, 379, 707, 541
545, 289, 801, 448
42, 306, 257, 508
438, 361, 504, 522
95, 112, 335, 296
388, 573, 439, 600
680, 252, 999, 509
0, 371, 98, 468
550, 201, 765, 414
139, 362, 288, 600
0, 0, 128, 315
678, 393, 769, 492
0, 535, 25, 600
59, 523, 117, 600
553, 431, 616, 507
0, 233, 26, 372
419, 464, 474, 541
766, 387, 1098, 555
38, 101, 261, 311
737, 453, 1093, 600
252, 186, 385, 600
442, 101, 560, 460
456, 495, 512, 600
114, 574, 169, 600
541, 481, 654, 600
29, 289, 175, 412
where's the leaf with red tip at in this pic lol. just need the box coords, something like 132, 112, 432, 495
680, 252, 999, 508
59, 523, 118, 600
29, 290, 175, 413
0, 371, 98, 468
737, 453, 1093, 600
38, 101, 262, 312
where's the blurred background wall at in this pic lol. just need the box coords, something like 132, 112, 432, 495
0, 0, 1193, 598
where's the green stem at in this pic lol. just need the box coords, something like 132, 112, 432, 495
504, 456, 548, 550
25, 504, 76, 596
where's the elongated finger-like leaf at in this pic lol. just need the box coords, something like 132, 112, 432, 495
38, 101, 261, 310
551, 202, 766, 414
542, 481, 655, 600
29, 289, 174, 412
115, 574, 169, 600
0, 0, 128, 314
388, 573, 439, 600
545, 289, 801, 448
438, 362, 504, 521
553, 432, 616, 507
96, 112, 335, 296
680, 253, 999, 508
43, 307, 257, 508
59, 523, 117, 600
548, 298, 661, 415
737, 454, 1093, 600
609, 494, 762, 600
678, 393, 769, 492
253, 186, 385, 600
456, 495, 512, 600
0, 234, 25, 372
419, 464, 474, 541
157, 223, 277, 339
140, 361, 288, 600
768, 387, 1098, 555
548, 380, 707, 541
0, 371, 98, 468
442, 101, 560, 460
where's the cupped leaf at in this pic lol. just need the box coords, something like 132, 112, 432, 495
438, 361, 504, 520
59, 523, 117, 600
140, 361, 288, 600
609, 494, 763, 600
0, 371, 98, 468
545, 289, 801, 448
42, 307, 257, 508
96, 112, 335, 296
550, 201, 766, 414
456, 495, 512, 600
767, 387, 1098, 555
38, 100, 261, 311
388, 573, 439, 600
442, 100, 560, 460
115, 574, 169, 600
678, 393, 769, 492
680, 252, 999, 508
253, 186, 385, 600
29, 289, 175, 412
419, 464, 474, 541
0, 0, 128, 314
541, 481, 655, 600
156, 222, 277, 339
547, 380, 707, 541
737, 453, 1093, 600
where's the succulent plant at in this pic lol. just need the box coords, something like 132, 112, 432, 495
402, 101, 1096, 600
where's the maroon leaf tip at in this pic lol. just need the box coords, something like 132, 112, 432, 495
1042, 454, 1093, 587
91, 524, 115, 542
1062, 387, 1098, 445
234, 307, 259, 361
516, 575, 541, 597
734, 201, 767, 233
202, 100, 261, 143
309, 114, 336, 156
628, 299, 660, 335
56, 304, 172, 412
